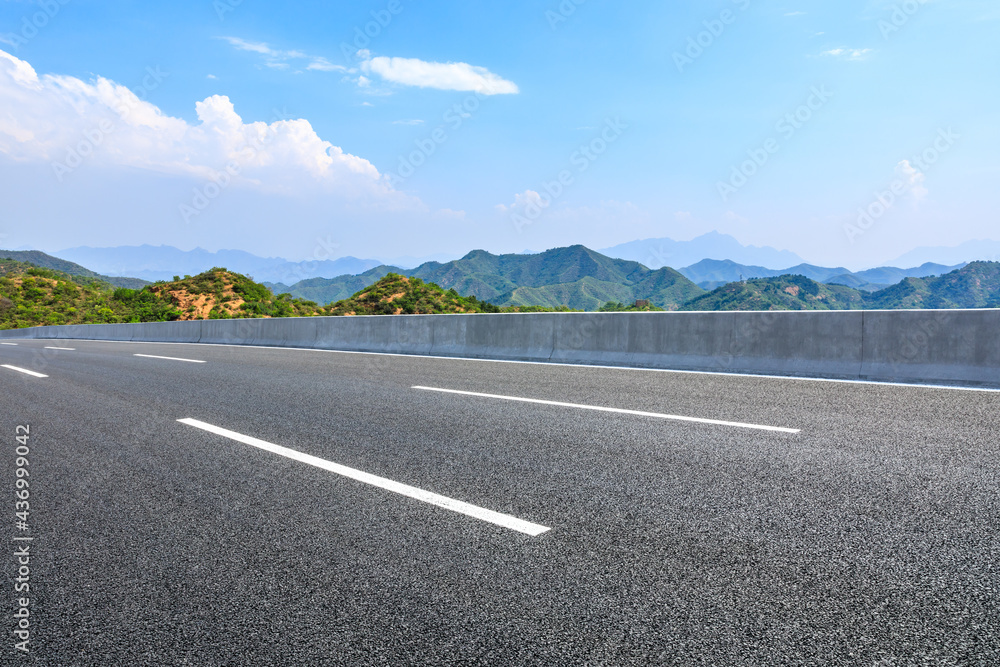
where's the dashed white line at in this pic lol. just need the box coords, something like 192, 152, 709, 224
134, 354, 206, 364
0, 342, 17, 346
1, 365, 47, 378
413, 386, 801, 434
44, 346, 75, 351
177, 418, 550, 537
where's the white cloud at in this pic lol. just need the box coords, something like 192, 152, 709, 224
0, 49, 412, 205
219, 37, 517, 95
822, 48, 874, 60
896, 159, 928, 201
220, 37, 278, 56
361, 56, 518, 95
219, 37, 346, 73
307, 57, 346, 73
207, 74, 218, 80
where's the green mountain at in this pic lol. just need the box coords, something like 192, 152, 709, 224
681, 274, 866, 311
0, 249, 149, 289
0, 260, 178, 329
326, 273, 575, 315
264, 265, 402, 305
499, 277, 636, 311
0, 263, 320, 329
681, 262, 1000, 311
270, 245, 706, 310
865, 261, 1000, 309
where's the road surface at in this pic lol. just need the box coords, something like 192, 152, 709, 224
1, 339, 997, 665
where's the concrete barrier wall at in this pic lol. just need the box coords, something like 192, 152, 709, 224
1, 310, 997, 387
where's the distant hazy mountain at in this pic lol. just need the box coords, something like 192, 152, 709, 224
890, 240, 1000, 267
679, 258, 964, 291
600, 231, 804, 270
269, 245, 706, 310
0, 249, 148, 289
55, 245, 382, 284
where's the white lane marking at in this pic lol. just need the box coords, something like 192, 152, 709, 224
0, 342, 17, 346
177, 418, 550, 536
44, 346, 75, 351
134, 354, 206, 364
60, 338, 1000, 393
413, 386, 801, 434
1, 365, 47, 378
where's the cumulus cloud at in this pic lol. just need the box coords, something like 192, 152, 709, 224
0, 49, 408, 204
361, 56, 518, 95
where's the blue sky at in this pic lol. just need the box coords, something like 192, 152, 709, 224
0, 0, 997, 269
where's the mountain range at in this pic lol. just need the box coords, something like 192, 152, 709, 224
0, 249, 148, 289
267, 246, 706, 311
3, 248, 999, 322
59, 232, 802, 282
678, 259, 964, 291
682, 262, 1000, 311
55, 245, 383, 284
264, 246, 999, 312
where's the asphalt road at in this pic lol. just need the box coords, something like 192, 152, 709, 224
1, 339, 998, 666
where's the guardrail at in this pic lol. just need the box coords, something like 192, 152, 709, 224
1, 310, 997, 388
